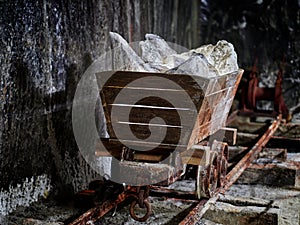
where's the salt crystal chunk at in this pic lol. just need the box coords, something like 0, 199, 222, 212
139, 34, 177, 64
109, 32, 238, 76
166, 53, 217, 77
163, 53, 190, 69
162, 40, 238, 76
192, 40, 238, 75
109, 32, 154, 72
145, 33, 162, 40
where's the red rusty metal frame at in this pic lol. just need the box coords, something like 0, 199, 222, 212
179, 115, 281, 225
69, 186, 137, 225
239, 66, 289, 119
69, 185, 153, 224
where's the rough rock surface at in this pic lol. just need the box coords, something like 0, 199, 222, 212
226, 184, 300, 225
193, 40, 239, 75
166, 53, 217, 77
109, 32, 238, 76
139, 33, 177, 64
0, 175, 51, 216
109, 32, 155, 72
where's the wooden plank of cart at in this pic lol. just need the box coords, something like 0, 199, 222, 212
92, 69, 243, 222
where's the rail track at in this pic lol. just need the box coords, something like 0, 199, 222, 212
69, 115, 282, 225
178, 115, 281, 224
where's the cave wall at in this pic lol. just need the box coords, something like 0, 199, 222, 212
0, 0, 202, 215
0, 0, 299, 215
199, 0, 300, 108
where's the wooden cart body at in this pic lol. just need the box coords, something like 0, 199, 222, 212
95, 70, 243, 186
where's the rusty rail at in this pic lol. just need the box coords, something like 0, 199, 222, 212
222, 115, 281, 191
179, 115, 281, 224
69, 186, 135, 225
179, 197, 217, 225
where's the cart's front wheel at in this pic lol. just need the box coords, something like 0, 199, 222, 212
196, 159, 218, 199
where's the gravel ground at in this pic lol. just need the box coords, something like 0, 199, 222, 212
1, 179, 299, 225
2, 153, 300, 225
95, 196, 195, 225
226, 184, 300, 225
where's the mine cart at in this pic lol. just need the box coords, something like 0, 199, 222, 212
92, 69, 243, 222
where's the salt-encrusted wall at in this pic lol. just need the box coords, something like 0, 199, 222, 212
0, 0, 202, 215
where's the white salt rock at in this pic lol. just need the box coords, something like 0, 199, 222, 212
163, 53, 190, 69
193, 43, 215, 57
139, 33, 177, 64
163, 40, 238, 76
193, 40, 238, 75
145, 63, 171, 72
166, 53, 217, 77
109, 32, 154, 72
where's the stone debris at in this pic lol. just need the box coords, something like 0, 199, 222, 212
166, 53, 217, 77
226, 184, 300, 225
108, 32, 239, 76
204, 200, 279, 225
109, 32, 155, 72
139, 33, 177, 66
193, 40, 239, 76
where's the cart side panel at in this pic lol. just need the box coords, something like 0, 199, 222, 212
96, 70, 243, 156
97, 71, 208, 153
187, 70, 243, 149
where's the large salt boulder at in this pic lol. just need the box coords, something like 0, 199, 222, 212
110, 32, 239, 76
109, 32, 155, 72
193, 40, 239, 75
163, 52, 190, 70
139, 33, 177, 64
166, 53, 217, 77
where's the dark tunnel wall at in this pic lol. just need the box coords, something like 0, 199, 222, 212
0, 0, 203, 213
0, 0, 299, 214
200, 0, 300, 109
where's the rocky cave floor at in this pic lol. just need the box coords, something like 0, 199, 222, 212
3, 153, 300, 225
1, 179, 300, 225
2, 115, 300, 225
